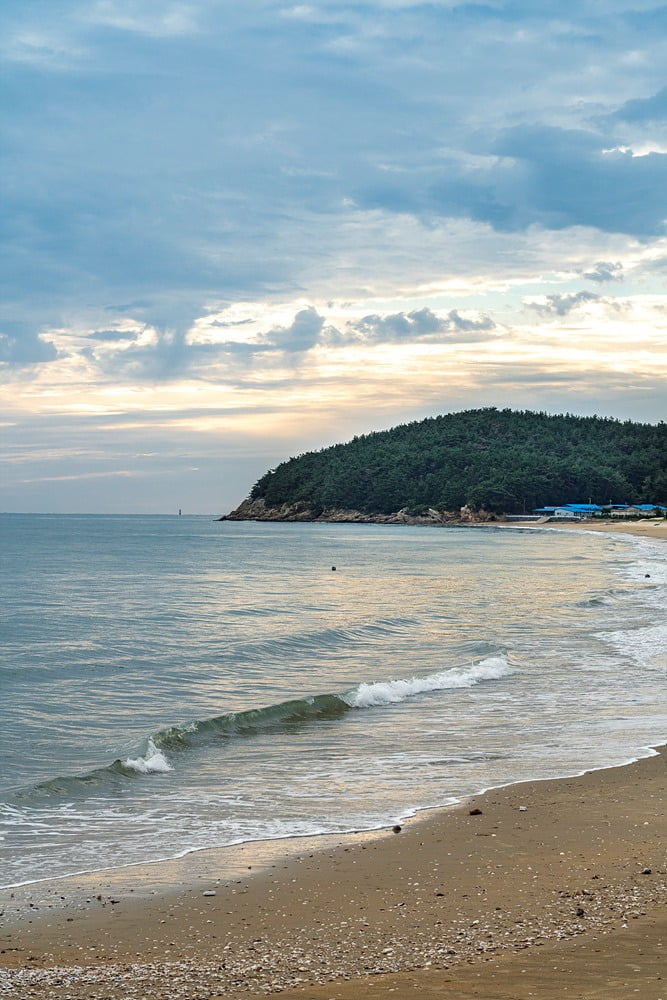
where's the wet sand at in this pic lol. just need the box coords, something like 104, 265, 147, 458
1, 747, 665, 999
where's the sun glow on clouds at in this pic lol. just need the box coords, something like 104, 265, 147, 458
2, 0, 667, 511
8, 291, 665, 425
3, 293, 665, 511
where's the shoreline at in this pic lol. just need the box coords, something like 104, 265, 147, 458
2, 748, 665, 998
6, 520, 664, 898
1, 742, 660, 899
2, 517, 665, 998
223, 497, 667, 539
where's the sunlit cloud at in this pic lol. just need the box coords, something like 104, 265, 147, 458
17, 469, 134, 485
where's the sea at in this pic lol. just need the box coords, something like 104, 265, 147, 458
0, 514, 665, 890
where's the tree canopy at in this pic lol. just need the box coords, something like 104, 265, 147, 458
248, 408, 667, 515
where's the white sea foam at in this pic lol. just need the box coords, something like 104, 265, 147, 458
124, 739, 173, 774
621, 537, 667, 586
600, 622, 667, 670
343, 655, 511, 709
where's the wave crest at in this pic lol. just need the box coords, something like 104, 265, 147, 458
123, 739, 173, 774
12, 655, 510, 800
343, 655, 511, 708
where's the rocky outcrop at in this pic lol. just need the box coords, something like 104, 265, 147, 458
221, 498, 501, 525
224, 499, 322, 522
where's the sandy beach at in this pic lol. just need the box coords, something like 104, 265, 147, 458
540, 518, 667, 542
1, 519, 665, 1000
1, 747, 666, 999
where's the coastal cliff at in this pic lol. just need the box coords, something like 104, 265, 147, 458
223, 497, 500, 525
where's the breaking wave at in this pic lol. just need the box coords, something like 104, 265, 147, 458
124, 739, 173, 774
12, 655, 511, 802
343, 656, 511, 708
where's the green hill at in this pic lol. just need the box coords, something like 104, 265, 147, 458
236, 408, 667, 517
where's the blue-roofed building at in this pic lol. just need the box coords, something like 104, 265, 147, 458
534, 501, 666, 520
533, 504, 601, 519
611, 503, 667, 517
561, 503, 603, 515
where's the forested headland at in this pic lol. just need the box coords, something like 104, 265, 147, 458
227, 408, 667, 520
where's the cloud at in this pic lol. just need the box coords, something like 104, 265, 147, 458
3, 0, 667, 374
447, 309, 496, 333
90, 327, 231, 380
345, 307, 496, 344
525, 291, 601, 317
263, 307, 326, 353
71, 302, 504, 384
2, 0, 667, 513
89, 311, 330, 382
611, 86, 667, 124
84, 1, 199, 38
426, 125, 667, 237
88, 328, 142, 342
0, 321, 59, 365
581, 261, 624, 283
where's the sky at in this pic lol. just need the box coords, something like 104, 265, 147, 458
2, 0, 667, 514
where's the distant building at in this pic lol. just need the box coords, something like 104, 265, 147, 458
533, 503, 602, 520
611, 504, 666, 517
562, 503, 603, 517
534, 502, 666, 520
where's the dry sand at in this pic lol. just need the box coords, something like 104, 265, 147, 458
1, 518, 665, 999
539, 518, 667, 541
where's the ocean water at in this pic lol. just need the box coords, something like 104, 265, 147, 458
0, 514, 665, 889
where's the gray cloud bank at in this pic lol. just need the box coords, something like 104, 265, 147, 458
526, 292, 601, 318
342, 308, 496, 344
2, 0, 667, 367
581, 262, 624, 284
